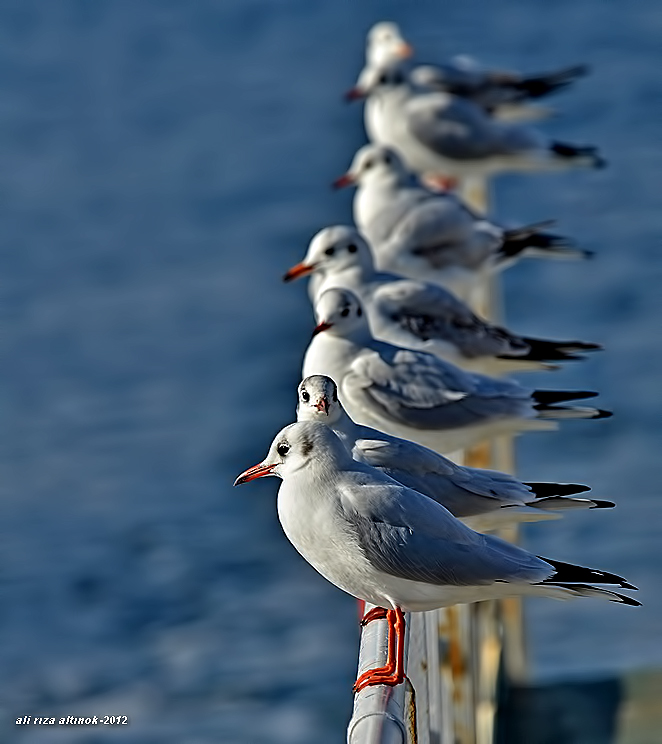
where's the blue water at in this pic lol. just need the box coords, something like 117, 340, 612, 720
3, 1, 661, 742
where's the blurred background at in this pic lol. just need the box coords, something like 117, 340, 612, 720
3, 1, 661, 742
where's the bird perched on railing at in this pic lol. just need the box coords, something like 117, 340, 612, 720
234, 421, 638, 692
301, 287, 609, 453
284, 226, 600, 375
346, 58, 605, 182
334, 144, 589, 298
296, 374, 613, 532
364, 21, 589, 120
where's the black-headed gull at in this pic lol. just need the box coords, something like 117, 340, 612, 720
284, 226, 600, 375
234, 421, 638, 691
296, 375, 613, 532
301, 287, 610, 452
347, 59, 605, 181
365, 21, 588, 119
333, 144, 588, 296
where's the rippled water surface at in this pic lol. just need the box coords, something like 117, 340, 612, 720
4, 1, 662, 741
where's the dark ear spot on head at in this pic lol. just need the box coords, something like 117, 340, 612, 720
301, 436, 314, 457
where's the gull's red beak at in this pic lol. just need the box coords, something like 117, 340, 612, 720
397, 42, 414, 59
233, 462, 276, 486
312, 321, 333, 337
344, 87, 365, 102
283, 262, 315, 282
314, 397, 329, 415
332, 173, 355, 190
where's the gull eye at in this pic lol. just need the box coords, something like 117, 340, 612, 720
301, 390, 310, 402
340, 308, 350, 318
347, 243, 357, 254
378, 74, 388, 85
364, 159, 374, 169
324, 246, 335, 257
357, 306, 363, 316
277, 443, 290, 457
383, 154, 391, 165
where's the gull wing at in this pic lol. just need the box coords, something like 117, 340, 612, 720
407, 92, 541, 159
388, 195, 502, 271
339, 476, 551, 586
372, 279, 528, 358
342, 345, 530, 431
406, 93, 505, 160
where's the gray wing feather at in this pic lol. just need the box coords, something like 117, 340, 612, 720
373, 280, 529, 357
345, 347, 531, 431
350, 346, 472, 408
340, 478, 552, 586
355, 437, 535, 518
407, 94, 505, 160
388, 197, 502, 271
407, 94, 542, 160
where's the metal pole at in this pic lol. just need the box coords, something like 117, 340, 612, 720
348, 605, 413, 744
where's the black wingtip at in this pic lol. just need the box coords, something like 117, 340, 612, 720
593, 409, 613, 419
517, 64, 589, 98
589, 499, 616, 509
526, 338, 603, 353
532, 389, 598, 406
616, 596, 642, 607
524, 482, 591, 497
551, 141, 607, 169
548, 583, 641, 605
540, 557, 635, 589
503, 339, 601, 364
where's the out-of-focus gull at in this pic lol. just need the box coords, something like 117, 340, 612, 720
346, 59, 605, 181
284, 226, 600, 375
234, 421, 638, 691
365, 21, 589, 120
333, 144, 588, 296
296, 374, 613, 532
301, 287, 610, 452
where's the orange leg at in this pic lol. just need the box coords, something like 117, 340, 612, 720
361, 606, 388, 626
353, 607, 407, 693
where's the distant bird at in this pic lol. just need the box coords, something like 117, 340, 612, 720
296, 374, 613, 532
365, 21, 589, 120
235, 421, 638, 692
334, 144, 589, 297
285, 226, 600, 375
301, 287, 610, 453
347, 58, 605, 181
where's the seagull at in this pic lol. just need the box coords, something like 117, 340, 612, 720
284, 225, 600, 375
346, 59, 605, 181
234, 421, 638, 692
301, 287, 610, 453
296, 374, 614, 532
365, 21, 589, 120
333, 144, 588, 297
